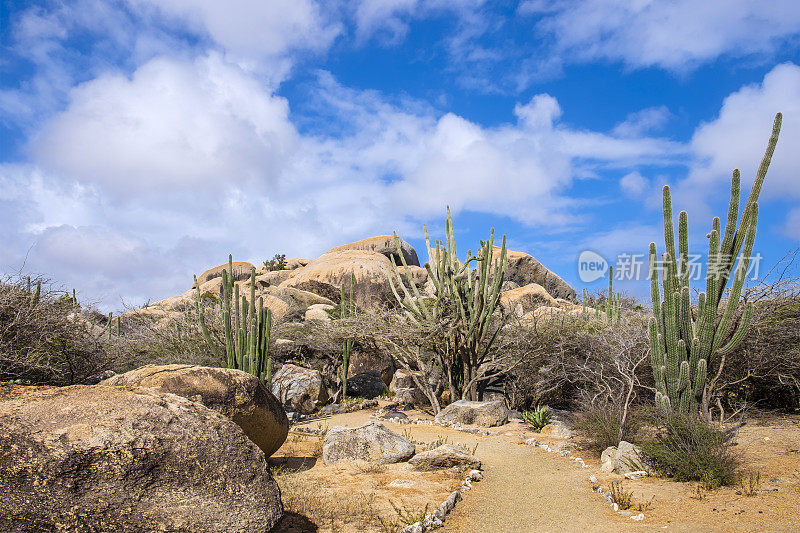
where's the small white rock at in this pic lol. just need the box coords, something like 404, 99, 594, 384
589, 475, 598, 484
631, 513, 644, 521
623, 470, 649, 480
612, 503, 619, 512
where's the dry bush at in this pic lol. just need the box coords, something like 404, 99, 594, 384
0, 276, 110, 384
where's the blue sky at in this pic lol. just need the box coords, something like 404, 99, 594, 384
1, 0, 800, 311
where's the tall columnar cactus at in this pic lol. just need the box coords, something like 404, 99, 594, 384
649, 113, 781, 419
388, 207, 507, 400
605, 266, 621, 324
339, 273, 356, 400
195, 255, 273, 384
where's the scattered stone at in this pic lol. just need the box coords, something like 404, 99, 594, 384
83, 369, 116, 384
600, 441, 646, 474
613, 503, 619, 512
320, 403, 346, 416
619, 511, 631, 516
469, 469, 483, 481
631, 513, 644, 521
401, 522, 424, 533
377, 410, 409, 422
322, 421, 415, 464
271, 364, 328, 414
624, 470, 649, 480
409, 444, 481, 471
0, 384, 282, 531
539, 421, 573, 438
589, 475, 598, 484
434, 400, 510, 427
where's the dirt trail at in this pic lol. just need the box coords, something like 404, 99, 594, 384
296, 410, 633, 533
294, 409, 800, 533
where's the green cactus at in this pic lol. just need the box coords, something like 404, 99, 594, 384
605, 266, 622, 324
340, 273, 356, 400
582, 288, 588, 316
649, 113, 781, 419
388, 207, 507, 400
195, 255, 273, 384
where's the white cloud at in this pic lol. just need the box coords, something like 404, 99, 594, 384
619, 171, 648, 198
521, 0, 800, 72
126, 0, 341, 60
614, 106, 672, 137
5, 52, 686, 309
31, 53, 297, 198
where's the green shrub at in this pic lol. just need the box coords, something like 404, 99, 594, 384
640, 414, 739, 487
573, 403, 648, 452
263, 254, 287, 271
522, 405, 552, 431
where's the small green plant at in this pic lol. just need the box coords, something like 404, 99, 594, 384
262, 253, 287, 271
389, 501, 429, 526
636, 495, 655, 512
738, 470, 761, 496
425, 435, 450, 450
610, 480, 633, 510
522, 405, 552, 431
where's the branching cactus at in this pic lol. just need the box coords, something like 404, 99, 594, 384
340, 273, 355, 399
649, 113, 781, 419
388, 207, 507, 400
195, 255, 273, 385
605, 266, 621, 324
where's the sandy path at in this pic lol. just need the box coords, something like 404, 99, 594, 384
296, 409, 631, 533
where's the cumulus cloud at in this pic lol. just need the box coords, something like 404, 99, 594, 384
126, 0, 341, 61
619, 171, 648, 198
520, 0, 800, 72
3, 49, 687, 309
614, 106, 672, 137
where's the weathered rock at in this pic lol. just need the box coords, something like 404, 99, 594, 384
539, 422, 573, 439
305, 303, 334, 322
254, 270, 294, 287
349, 350, 396, 385
0, 384, 282, 532
280, 250, 405, 309
390, 368, 442, 406
624, 470, 649, 480
271, 364, 328, 414
101, 364, 288, 457
434, 400, 509, 427
196, 261, 255, 285
495, 247, 577, 302
600, 441, 645, 474
328, 235, 420, 267
322, 421, 415, 464
346, 370, 388, 399
84, 369, 116, 384
377, 410, 409, 422
408, 444, 481, 471
284, 257, 311, 270
501, 283, 559, 316
292, 279, 342, 304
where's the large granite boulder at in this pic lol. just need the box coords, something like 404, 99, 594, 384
0, 384, 282, 532
327, 235, 420, 267
196, 261, 255, 286
345, 370, 388, 399
271, 364, 328, 414
495, 247, 577, 302
501, 283, 559, 316
322, 421, 415, 464
434, 400, 509, 427
408, 444, 481, 471
101, 364, 288, 457
349, 349, 396, 385
280, 250, 410, 309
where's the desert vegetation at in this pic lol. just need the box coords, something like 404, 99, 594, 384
3, 113, 800, 532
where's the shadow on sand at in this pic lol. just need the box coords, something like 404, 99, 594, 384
269, 512, 318, 532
